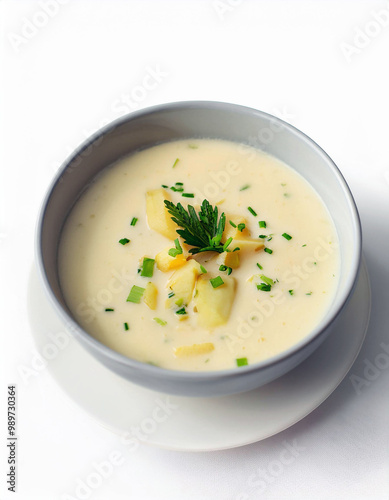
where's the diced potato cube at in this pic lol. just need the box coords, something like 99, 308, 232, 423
194, 276, 236, 328
216, 251, 240, 269
231, 239, 264, 252
146, 189, 178, 239
223, 215, 250, 240
166, 260, 202, 308
174, 343, 215, 357
143, 282, 158, 310
155, 246, 187, 272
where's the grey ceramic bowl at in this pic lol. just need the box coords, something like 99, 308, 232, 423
36, 101, 361, 397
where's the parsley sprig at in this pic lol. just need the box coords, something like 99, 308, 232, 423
164, 199, 226, 255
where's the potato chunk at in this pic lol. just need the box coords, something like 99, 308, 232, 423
231, 239, 264, 252
194, 275, 236, 328
146, 189, 178, 239
216, 251, 240, 269
166, 260, 202, 308
174, 343, 215, 357
223, 215, 250, 240
143, 282, 158, 310
155, 246, 187, 272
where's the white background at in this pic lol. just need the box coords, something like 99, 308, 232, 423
1, 0, 389, 499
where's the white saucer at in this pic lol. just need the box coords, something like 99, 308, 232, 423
28, 259, 371, 452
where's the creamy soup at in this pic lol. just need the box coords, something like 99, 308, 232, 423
58, 139, 340, 371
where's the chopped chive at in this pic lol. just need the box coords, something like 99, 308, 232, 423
284, 193, 290, 198
175, 182, 184, 186
257, 283, 271, 292
281, 182, 287, 187
256, 263, 263, 270
302, 244, 307, 247
306, 292, 312, 296
105, 308, 114, 312
210, 276, 224, 288
175, 307, 187, 315
226, 267, 232, 275
282, 233, 292, 240
162, 184, 169, 188
126, 285, 145, 303
170, 186, 184, 192
175, 298, 184, 307
168, 291, 175, 298
240, 184, 250, 191
130, 217, 138, 226
172, 158, 180, 168
219, 265, 227, 272
153, 317, 167, 326
200, 265, 207, 273
248, 206, 257, 217
119, 238, 130, 245
258, 234, 267, 239
229, 220, 237, 228
124, 322, 129, 330
223, 237, 233, 251
236, 357, 248, 367
140, 257, 155, 278
182, 193, 195, 198
260, 274, 274, 286
168, 238, 183, 257
237, 223, 246, 232
264, 247, 273, 254
289, 290, 294, 296
258, 220, 266, 228
267, 236, 273, 242
233, 247, 240, 252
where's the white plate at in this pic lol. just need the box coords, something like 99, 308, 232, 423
28, 259, 370, 452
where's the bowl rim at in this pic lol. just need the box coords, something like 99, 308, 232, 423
36, 100, 362, 380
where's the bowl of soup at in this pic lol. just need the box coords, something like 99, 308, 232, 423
36, 101, 361, 397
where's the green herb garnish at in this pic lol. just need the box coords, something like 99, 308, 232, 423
260, 274, 274, 286
240, 184, 250, 191
182, 193, 194, 198
236, 357, 248, 367
219, 265, 227, 271
162, 184, 169, 188
223, 237, 233, 252
289, 290, 294, 296
154, 317, 167, 326
306, 292, 312, 296
130, 217, 138, 226
175, 298, 184, 307
172, 158, 180, 168
168, 238, 183, 257
126, 285, 145, 303
256, 263, 263, 270
200, 265, 207, 273
168, 291, 175, 298
229, 220, 237, 228
210, 276, 224, 288
258, 221, 266, 228
124, 322, 129, 330
164, 199, 226, 255
264, 247, 273, 254
119, 238, 130, 245
105, 308, 114, 312
237, 223, 246, 232
257, 283, 271, 292
248, 206, 257, 217
140, 257, 155, 278
226, 267, 232, 275
282, 233, 292, 240
175, 307, 187, 315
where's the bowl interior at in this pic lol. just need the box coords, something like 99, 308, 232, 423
38, 102, 361, 370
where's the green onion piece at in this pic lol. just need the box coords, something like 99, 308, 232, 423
124, 322, 129, 330
302, 244, 307, 247
162, 184, 169, 188
170, 186, 184, 192
240, 184, 250, 191
260, 274, 274, 286
258, 220, 266, 228
282, 233, 292, 240
130, 217, 138, 226
229, 220, 237, 228
105, 308, 114, 312
306, 292, 312, 296
175, 298, 184, 307
267, 236, 273, 242
182, 193, 195, 198
258, 235, 267, 239
256, 263, 263, 270
236, 357, 248, 367
200, 265, 207, 273
172, 158, 180, 168
281, 183, 287, 187
140, 257, 155, 278
119, 238, 130, 245
154, 317, 167, 326
233, 247, 240, 252
289, 290, 294, 296
248, 206, 257, 217
237, 223, 246, 232
126, 285, 145, 303
223, 237, 233, 251
168, 238, 183, 257
227, 267, 232, 275
219, 264, 227, 272
257, 283, 271, 292
210, 276, 224, 288
264, 247, 273, 254
168, 291, 175, 298
175, 307, 187, 315
175, 182, 184, 186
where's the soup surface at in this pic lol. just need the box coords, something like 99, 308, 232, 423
59, 139, 340, 371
